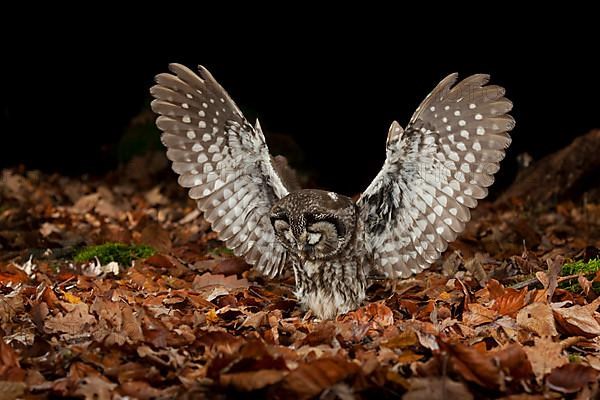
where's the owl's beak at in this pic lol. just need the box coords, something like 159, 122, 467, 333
296, 232, 315, 260
296, 232, 308, 250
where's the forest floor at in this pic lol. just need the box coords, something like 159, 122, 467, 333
1, 148, 600, 399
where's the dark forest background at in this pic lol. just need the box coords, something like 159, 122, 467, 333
2, 14, 598, 198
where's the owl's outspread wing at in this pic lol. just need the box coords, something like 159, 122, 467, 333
358, 74, 514, 278
150, 64, 290, 277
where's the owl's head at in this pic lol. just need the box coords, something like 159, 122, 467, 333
270, 189, 357, 261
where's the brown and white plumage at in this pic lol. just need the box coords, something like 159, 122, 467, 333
358, 73, 514, 279
150, 64, 290, 278
151, 65, 515, 319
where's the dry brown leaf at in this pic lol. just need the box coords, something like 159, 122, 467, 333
0, 381, 26, 400
44, 302, 97, 336
382, 328, 419, 349
578, 274, 593, 296
276, 357, 360, 399
342, 302, 394, 330
144, 186, 168, 206
301, 321, 336, 347
0, 340, 25, 381
192, 272, 249, 290
516, 302, 558, 337
72, 193, 100, 214
493, 287, 529, 317
396, 351, 424, 364
444, 342, 501, 388
119, 381, 170, 400
552, 297, 600, 338
545, 363, 599, 394
220, 369, 287, 391
403, 377, 474, 400
74, 376, 117, 400
240, 310, 268, 329
546, 256, 564, 301
463, 303, 498, 327
523, 337, 568, 382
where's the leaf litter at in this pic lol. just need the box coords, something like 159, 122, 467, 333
1, 156, 600, 399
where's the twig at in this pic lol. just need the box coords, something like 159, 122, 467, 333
510, 277, 539, 290
510, 273, 584, 290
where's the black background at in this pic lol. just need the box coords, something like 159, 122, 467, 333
2, 12, 598, 197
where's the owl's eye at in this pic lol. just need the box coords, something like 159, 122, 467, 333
272, 218, 290, 233
307, 221, 338, 240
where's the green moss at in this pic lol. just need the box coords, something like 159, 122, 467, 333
561, 258, 600, 276
74, 243, 156, 265
209, 246, 234, 256
559, 258, 600, 294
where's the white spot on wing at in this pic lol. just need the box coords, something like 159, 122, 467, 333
192, 143, 203, 152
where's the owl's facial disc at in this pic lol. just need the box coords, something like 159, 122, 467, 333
271, 215, 339, 261
270, 190, 356, 261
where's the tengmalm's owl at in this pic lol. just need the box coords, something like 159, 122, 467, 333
151, 64, 514, 319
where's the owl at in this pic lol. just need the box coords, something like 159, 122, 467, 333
150, 64, 514, 319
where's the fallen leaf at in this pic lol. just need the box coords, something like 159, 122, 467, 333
220, 369, 287, 391
72, 193, 100, 214
74, 376, 117, 400
192, 272, 249, 290
342, 302, 394, 330
586, 355, 600, 371
523, 337, 568, 382
382, 328, 419, 349
62, 291, 82, 304
0, 381, 26, 400
493, 287, 529, 317
444, 341, 501, 388
464, 253, 489, 286
144, 186, 168, 206
0, 339, 25, 381
463, 303, 497, 327
545, 363, 599, 394
403, 377, 474, 400
240, 311, 267, 329
396, 351, 424, 364
44, 302, 97, 336
552, 297, 600, 338
118, 381, 169, 400
516, 302, 558, 337
276, 357, 360, 399
577, 274, 593, 296
546, 256, 564, 301
301, 321, 337, 347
